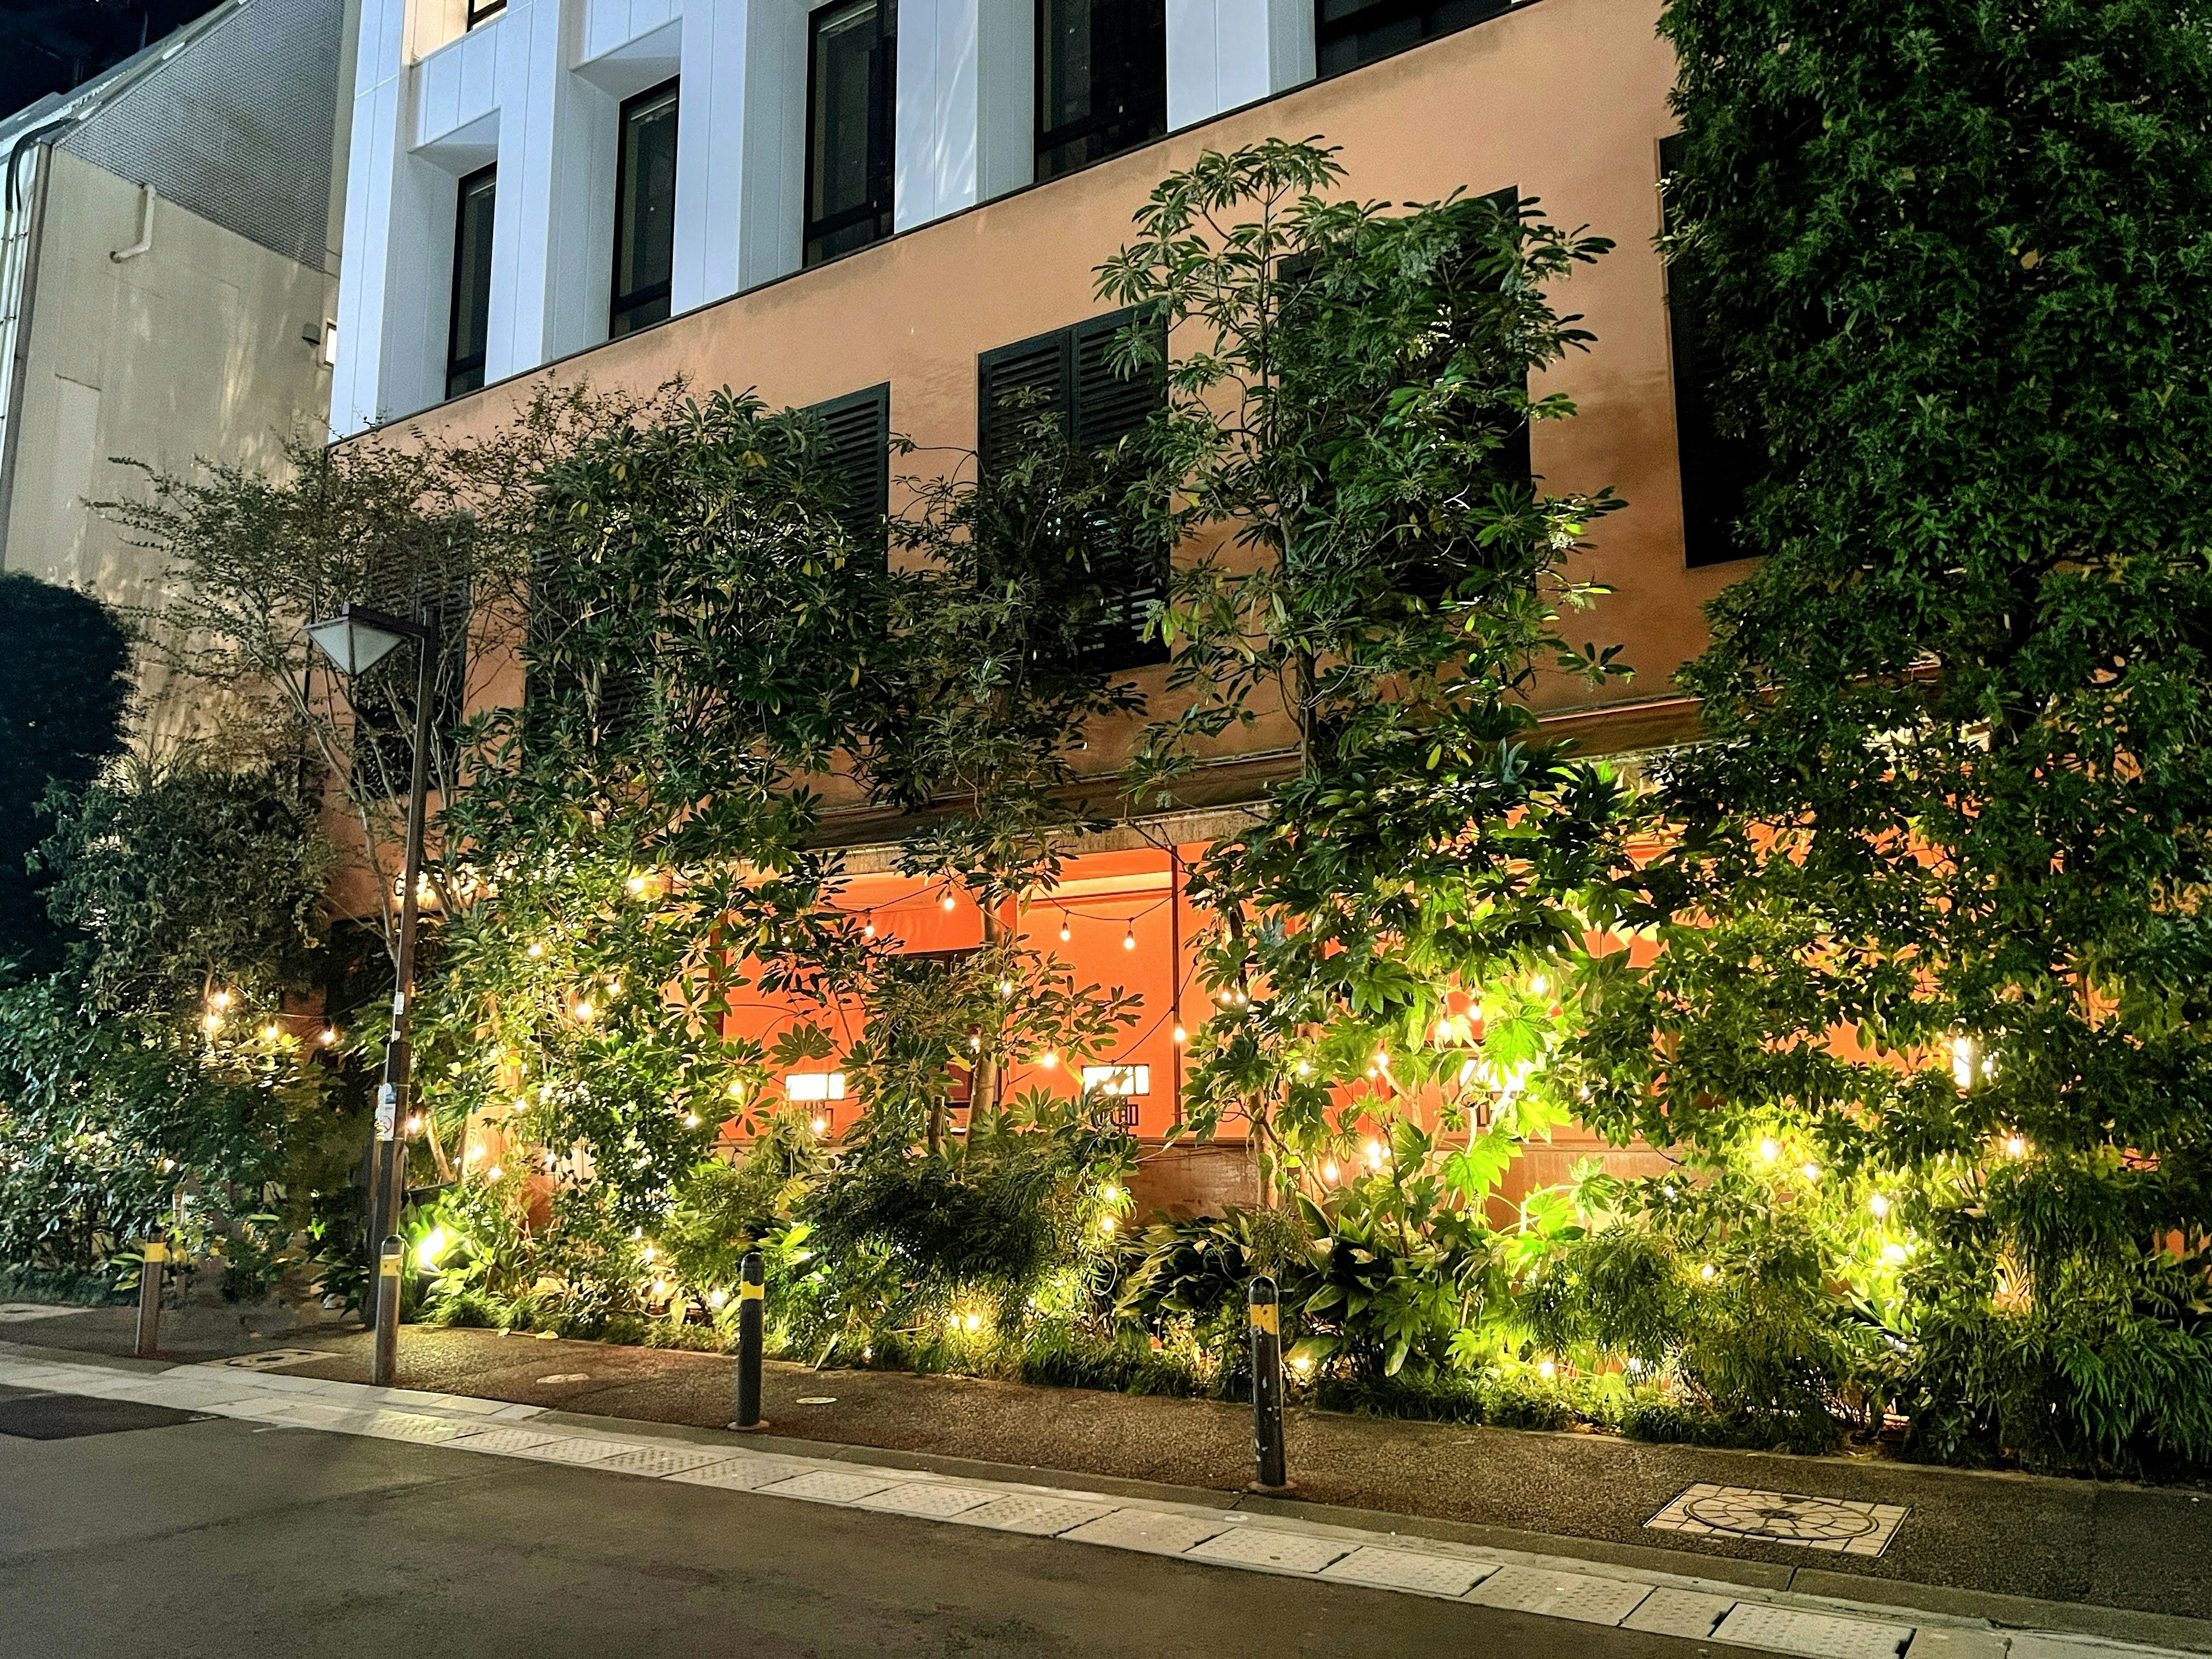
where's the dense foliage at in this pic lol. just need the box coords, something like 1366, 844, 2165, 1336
0, 573, 132, 972
1566, 0, 2212, 1474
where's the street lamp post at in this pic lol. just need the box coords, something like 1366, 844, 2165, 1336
306, 601, 441, 1387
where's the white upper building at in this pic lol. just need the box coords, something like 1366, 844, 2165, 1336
332, 0, 1351, 434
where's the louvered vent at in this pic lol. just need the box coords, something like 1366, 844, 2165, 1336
807, 382, 891, 551
1070, 308, 1165, 450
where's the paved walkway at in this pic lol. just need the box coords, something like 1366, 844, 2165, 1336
0, 1339, 2205, 1659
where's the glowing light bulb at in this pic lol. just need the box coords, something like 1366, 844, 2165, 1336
1038, 1051, 1057, 1069
728, 1080, 747, 1100
962, 1313, 982, 1333
811, 1115, 828, 1135
544, 1152, 558, 1169
1323, 1161, 1340, 1183
626, 874, 646, 896
709, 1288, 727, 1308
1099, 1214, 1116, 1234
468, 1144, 484, 1160
1296, 1060, 1313, 1078
1365, 1140, 1385, 1170
1881, 1242, 1909, 1265
1122, 929, 1136, 951
526, 942, 544, 959
1699, 1263, 1718, 1282
1801, 1162, 1821, 1183
1537, 1359, 1557, 1380
2005, 1134, 2027, 1158
1291, 1354, 1313, 1376
1101, 1183, 1123, 1205
684, 1112, 699, 1127
262, 1024, 281, 1042
405, 1115, 422, 1134
862, 921, 876, 939
1757, 1137, 1779, 1163
1171, 1024, 1187, 1046
416, 1228, 447, 1269
941, 892, 957, 912
211, 990, 232, 1011
201, 1013, 221, 1032
997, 979, 1015, 997
1869, 1193, 1891, 1218
1059, 921, 1072, 942
319, 1028, 338, 1046
487, 1165, 502, 1180
1531, 974, 1548, 996
572, 999, 594, 1022
968, 1035, 982, 1051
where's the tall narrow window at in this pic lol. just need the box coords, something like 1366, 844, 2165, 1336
805, 0, 896, 267
1316, 0, 1509, 79
1036, 0, 1165, 182
1660, 134, 1760, 567
446, 165, 497, 400
611, 80, 680, 339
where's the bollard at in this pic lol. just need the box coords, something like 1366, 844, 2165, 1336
1248, 1275, 1289, 1492
134, 1237, 166, 1359
731, 1249, 767, 1431
373, 1235, 403, 1385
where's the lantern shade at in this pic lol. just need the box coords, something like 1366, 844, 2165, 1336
306, 608, 410, 676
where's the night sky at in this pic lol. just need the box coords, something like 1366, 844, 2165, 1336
1, 1, 226, 126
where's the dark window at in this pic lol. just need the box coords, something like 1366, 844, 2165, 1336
611, 80, 680, 339
805, 382, 892, 555
1316, 0, 1509, 79
467, 0, 506, 28
805, 0, 896, 267
1659, 134, 1759, 567
978, 307, 1168, 671
1036, 0, 1165, 183
446, 165, 497, 400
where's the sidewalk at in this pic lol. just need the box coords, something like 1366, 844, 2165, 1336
10, 1304, 2210, 1646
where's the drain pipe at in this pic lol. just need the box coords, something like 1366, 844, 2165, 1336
0, 119, 75, 570
111, 183, 156, 262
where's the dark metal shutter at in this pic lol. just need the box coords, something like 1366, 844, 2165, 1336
1657, 137, 1759, 567
524, 548, 648, 751
1069, 305, 1165, 449
977, 329, 1071, 474
807, 382, 891, 552
1483, 187, 1532, 483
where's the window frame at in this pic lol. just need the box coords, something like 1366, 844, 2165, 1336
445, 164, 497, 402
1033, 0, 1168, 184
1315, 0, 1512, 80
802, 0, 898, 268
609, 78, 681, 340
466, 0, 506, 29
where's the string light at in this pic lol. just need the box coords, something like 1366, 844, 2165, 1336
487, 1164, 502, 1180
201, 1013, 221, 1032
1322, 1161, 1340, 1183
1537, 1359, 1558, 1380
1800, 1162, 1821, 1183
997, 978, 1015, 997
262, 1024, 281, 1042
2004, 1133, 2028, 1158
1171, 1024, 1186, 1045
1869, 1193, 1891, 1218
862, 921, 876, 940
941, 891, 957, 912
404, 1114, 422, 1134
526, 941, 544, 959
1037, 1051, 1057, 1069
811, 1115, 828, 1135
1365, 1139, 1385, 1170
1098, 1214, 1116, 1234
1059, 919, 1072, 942
1757, 1137, 1779, 1162
571, 999, 595, 1022
1699, 1263, 1718, 1282
1122, 927, 1135, 951
1296, 1060, 1312, 1077
728, 1080, 747, 1100
625, 874, 647, 896
319, 1028, 338, 1046
210, 990, 232, 1012
684, 1112, 699, 1127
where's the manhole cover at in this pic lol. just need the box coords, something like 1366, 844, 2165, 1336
216, 1349, 327, 1372
796, 1396, 837, 1406
1647, 1483, 1908, 1556
0, 1393, 206, 1441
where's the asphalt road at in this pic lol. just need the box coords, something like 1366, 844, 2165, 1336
0, 1390, 1747, 1659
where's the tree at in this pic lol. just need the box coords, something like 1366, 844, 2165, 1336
0, 574, 131, 972
1576, 0, 2212, 1473
1097, 142, 1630, 1221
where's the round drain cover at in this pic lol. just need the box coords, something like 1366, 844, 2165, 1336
1681, 1491, 1881, 1543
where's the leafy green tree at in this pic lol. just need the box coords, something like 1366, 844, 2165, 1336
1098, 142, 1630, 1230
0, 574, 131, 971
1577, 0, 2212, 1472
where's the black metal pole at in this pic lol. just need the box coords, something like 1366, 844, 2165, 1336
1249, 1275, 1288, 1491
371, 610, 438, 1387
733, 1249, 765, 1430
373, 1236, 403, 1382
134, 1236, 165, 1359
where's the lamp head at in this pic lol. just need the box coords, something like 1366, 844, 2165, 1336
305, 602, 425, 675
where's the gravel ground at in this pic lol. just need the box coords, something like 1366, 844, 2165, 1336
16, 1305, 2212, 1627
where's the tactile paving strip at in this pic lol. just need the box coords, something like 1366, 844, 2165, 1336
758, 1468, 905, 1504
1714, 1604, 1913, 1659
356, 1410, 476, 1444
663, 1456, 819, 1491
444, 1426, 568, 1457
950, 1494, 1116, 1535
1059, 1509, 1236, 1556
1319, 1545, 1495, 1598
585, 1442, 738, 1478
1463, 1565, 1654, 1626
1186, 1527, 1351, 1575
851, 1482, 998, 1520
1623, 1586, 1737, 1638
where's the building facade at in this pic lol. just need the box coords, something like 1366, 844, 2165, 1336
0, 0, 354, 727
336, 0, 1738, 1208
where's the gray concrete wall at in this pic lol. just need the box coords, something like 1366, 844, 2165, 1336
2, 149, 336, 730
